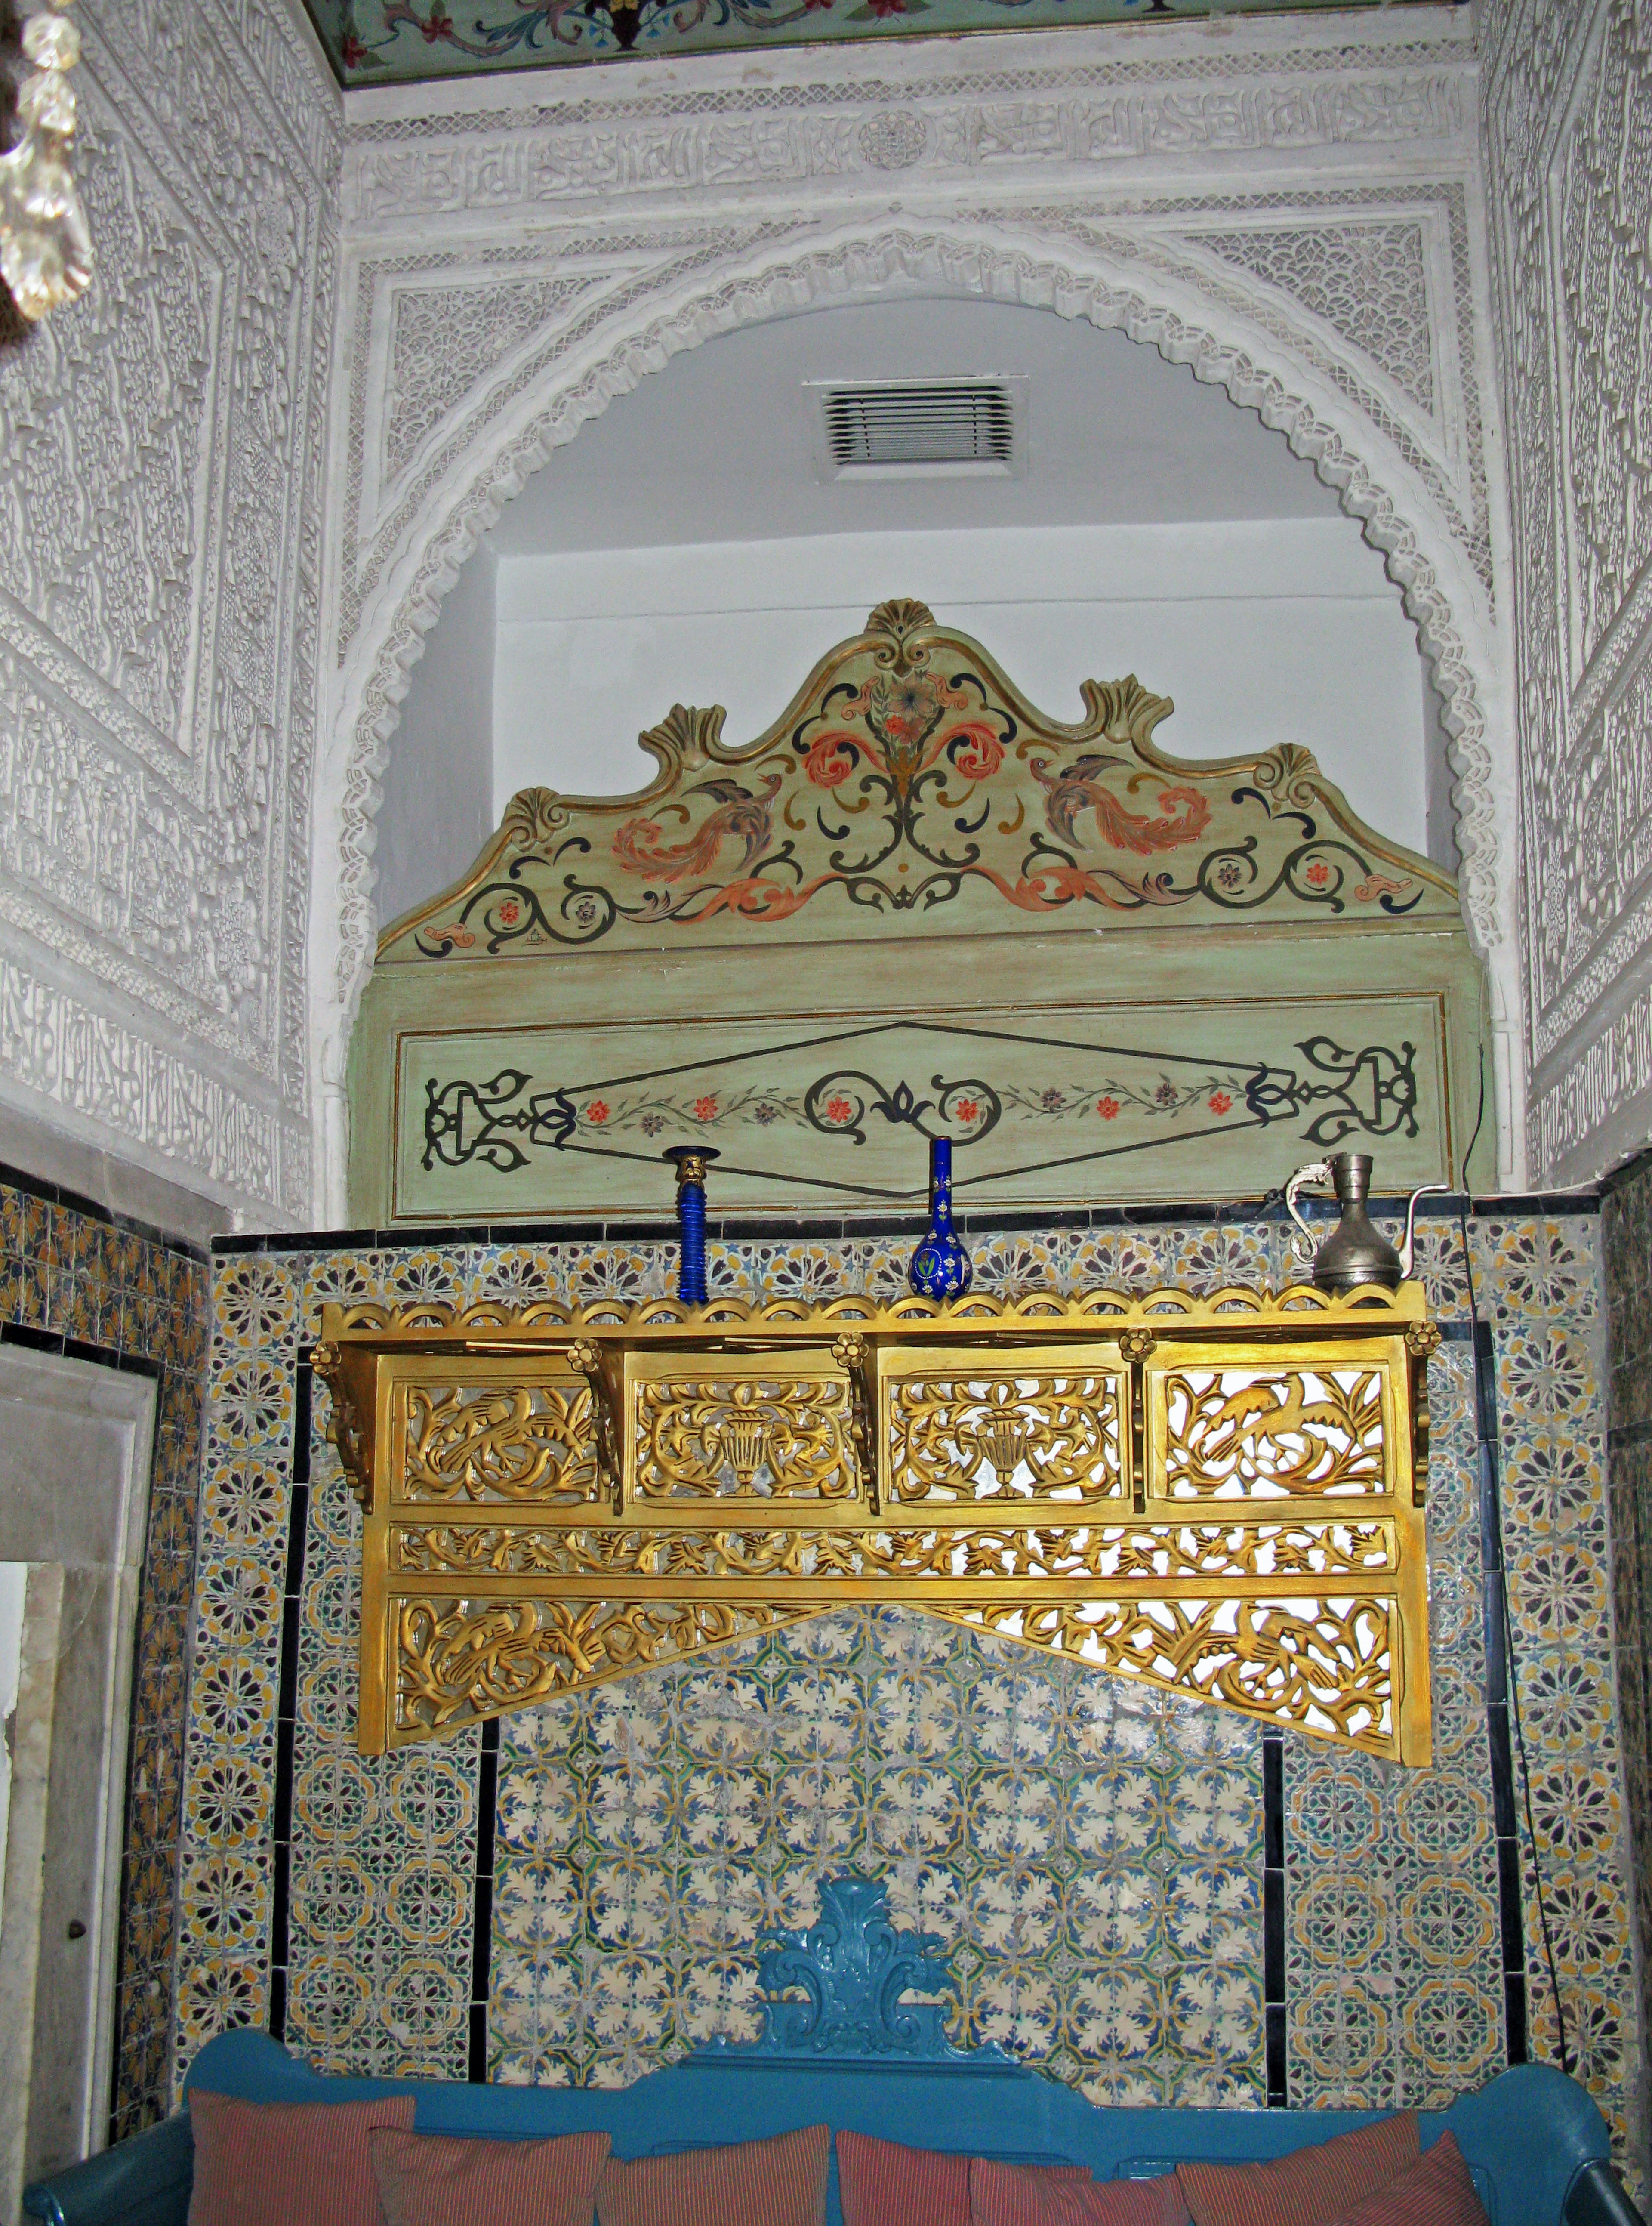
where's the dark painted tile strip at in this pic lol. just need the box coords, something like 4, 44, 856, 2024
0, 1154, 211, 1260
104, 1374, 167, 2150
1471, 1318, 1528, 2064
0, 1320, 163, 1377
1262, 1727, 1286, 2106
269, 1368, 312, 2050
469, 1717, 501, 2083
208, 1186, 1603, 1258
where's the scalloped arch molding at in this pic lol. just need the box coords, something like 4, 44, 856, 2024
317, 20, 1519, 1219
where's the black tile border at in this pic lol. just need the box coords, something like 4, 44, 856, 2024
208, 1187, 1605, 1260
268, 1356, 314, 2050
0, 1319, 164, 1376
470, 1719, 501, 2083
1470, 1318, 1529, 2065
1261, 1728, 1286, 2106
0, 1154, 210, 1263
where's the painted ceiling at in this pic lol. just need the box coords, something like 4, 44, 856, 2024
314, 0, 1443, 86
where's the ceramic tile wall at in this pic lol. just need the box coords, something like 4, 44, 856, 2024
1475, 1217, 1640, 2177
171, 1209, 1643, 2182
1600, 1163, 1652, 2167
0, 1168, 208, 2142
1283, 1340, 1505, 2110
491, 1605, 1263, 2104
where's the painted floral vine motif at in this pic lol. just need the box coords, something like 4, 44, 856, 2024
420, 1035, 1419, 1180
398, 605, 1440, 965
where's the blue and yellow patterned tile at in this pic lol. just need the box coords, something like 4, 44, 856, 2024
1165, 1224, 1275, 1297
204, 1357, 295, 1457
1067, 1231, 1177, 1296
965, 1231, 1076, 1300
1473, 1217, 1602, 1324
214, 1257, 299, 1355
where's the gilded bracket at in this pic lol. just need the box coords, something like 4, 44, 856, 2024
314, 1282, 1437, 1766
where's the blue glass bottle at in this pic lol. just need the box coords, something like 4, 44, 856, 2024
908, 1136, 972, 1300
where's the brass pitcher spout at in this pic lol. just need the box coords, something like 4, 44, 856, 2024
1285, 1153, 1449, 1293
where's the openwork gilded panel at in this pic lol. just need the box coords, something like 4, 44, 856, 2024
314, 1284, 1435, 1763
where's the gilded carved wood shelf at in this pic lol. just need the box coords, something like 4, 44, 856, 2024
314, 1283, 1440, 1764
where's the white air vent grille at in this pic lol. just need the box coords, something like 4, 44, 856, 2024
806, 376, 1027, 479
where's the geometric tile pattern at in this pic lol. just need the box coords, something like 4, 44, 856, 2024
1473, 1216, 1643, 2180
1284, 1340, 1505, 2111
490, 1604, 1264, 2106
285, 1438, 479, 2079
0, 1169, 209, 2143
168, 1206, 1642, 2181
1603, 1158, 1652, 2198
176, 1254, 299, 2087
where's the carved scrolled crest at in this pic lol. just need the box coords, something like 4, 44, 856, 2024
865, 597, 938, 674
499, 789, 571, 847
376, 603, 1459, 965
638, 703, 728, 774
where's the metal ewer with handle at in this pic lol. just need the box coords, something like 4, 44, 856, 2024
1285, 1151, 1449, 1293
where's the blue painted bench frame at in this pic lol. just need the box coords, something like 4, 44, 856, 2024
25, 1880, 1642, 2226
23, 2037, 1638, 2226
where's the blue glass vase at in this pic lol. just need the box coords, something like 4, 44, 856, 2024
908, 1136, 972, 1299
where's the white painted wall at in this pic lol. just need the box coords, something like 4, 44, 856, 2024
376, 542, 499, 934
492, 518, 1431, 858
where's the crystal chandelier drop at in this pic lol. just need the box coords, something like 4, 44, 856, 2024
0, 0, 92, 322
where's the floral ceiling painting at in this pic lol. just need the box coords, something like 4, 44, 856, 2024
312, 0, 1436, 85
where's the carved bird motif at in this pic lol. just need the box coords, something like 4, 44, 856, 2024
1031, 755, 1212, 855
612, 772, 784, 883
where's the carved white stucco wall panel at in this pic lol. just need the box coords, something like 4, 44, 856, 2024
316, 8, 1519, 1218
0, 0, 338, 1220
1486, 0, 1652, 1181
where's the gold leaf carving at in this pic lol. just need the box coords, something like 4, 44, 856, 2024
1162, 1368, 1385, 1499
634, 1376, 857, 1500
332, 1285, 1433, 1763
943, 1593, 1396, 1751
395, 1595, 807, 1738
889, 1373, 1123, 1503
404, 1382, 597, 1503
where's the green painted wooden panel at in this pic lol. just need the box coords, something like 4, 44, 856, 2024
351, 604, 1489, 1224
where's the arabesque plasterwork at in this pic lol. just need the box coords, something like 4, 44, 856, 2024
0, 0, 339, 1217
315, 9, 1522, 1216
1484, 0, 1652, 1181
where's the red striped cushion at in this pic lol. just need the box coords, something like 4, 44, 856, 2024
369, 2127, 610, 2226
1177, 2115, 1420, 2226
1322, 2134, 1489, 2226
838, 2130, 972, 2226
187, 2088, 416, 2226
971, 2159, 1191, 2226
595, 2124, 830, 2226
838, 2133, 1098, 2226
